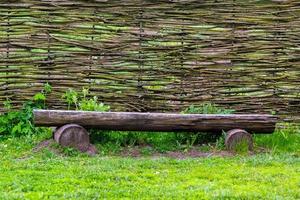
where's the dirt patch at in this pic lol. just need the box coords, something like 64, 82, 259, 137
33, 139, 98, 156
33, 140, 251, 158
119, 146, 237, 159
120, 147, 143, 157
32, 139, 64, 155
32, 139, 55, 152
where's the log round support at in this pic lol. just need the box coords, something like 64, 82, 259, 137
54, 124, 96, 154
225, 129, 253, 152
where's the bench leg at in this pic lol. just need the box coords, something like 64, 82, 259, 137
225, 129, 254, 152
54, 124, 97, 155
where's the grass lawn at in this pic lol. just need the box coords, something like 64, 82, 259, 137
0, 128, 300, 200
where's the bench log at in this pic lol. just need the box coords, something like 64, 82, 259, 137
33, 110, 278, 153
34, 110, 277, 133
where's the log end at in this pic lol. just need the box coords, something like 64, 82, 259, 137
54, 124, 92, 153
225, 129, 253, 152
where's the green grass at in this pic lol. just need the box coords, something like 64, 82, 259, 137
254, 123, 300, 154
90, 123, 300, 155
0, 125, 299, 199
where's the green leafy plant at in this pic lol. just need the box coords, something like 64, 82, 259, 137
43, 82, 52, 94
79, 88, 110, 111
33, 93, 46, 101
62, 88, 110, 112
62, 89, 78, 110
182, 103, 234, 114
3, 98, 12, 110
0, 83, 52, 137
33, 82, 52, 109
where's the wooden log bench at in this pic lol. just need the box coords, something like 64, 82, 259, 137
33, 109, 278, 153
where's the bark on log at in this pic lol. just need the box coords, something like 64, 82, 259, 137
34, 110, 277, 133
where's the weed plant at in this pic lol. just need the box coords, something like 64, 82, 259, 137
0, 83, 52, 138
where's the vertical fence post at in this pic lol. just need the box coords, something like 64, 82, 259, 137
46, 16, 51, 81
179, 19, 186, 110
137, 8, 145, 111
229, 0, 235, 99
45, 11, 53, 108
89, 9, 96, 90
271, 4, 281, 115
5, 9, 11, 105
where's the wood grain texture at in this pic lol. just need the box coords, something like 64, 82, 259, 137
34, 110, 278, 133
54, 124, 90, 152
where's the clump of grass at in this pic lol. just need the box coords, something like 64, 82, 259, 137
254, 123, 300, 154
173, 103, 235, 149
90, 130, 179, 153
215, 131, 226, 151
233, 139, 251, 155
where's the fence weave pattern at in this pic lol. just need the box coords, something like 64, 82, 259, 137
0, 0, 299, 120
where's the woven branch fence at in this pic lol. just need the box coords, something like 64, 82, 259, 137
0, 0, 299, 121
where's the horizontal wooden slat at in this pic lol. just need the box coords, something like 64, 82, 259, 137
34, 109, 278, 133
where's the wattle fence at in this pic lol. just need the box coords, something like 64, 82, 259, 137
0, 0, 299, 121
